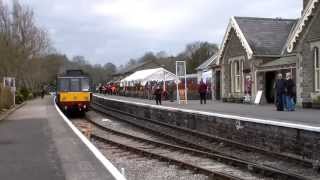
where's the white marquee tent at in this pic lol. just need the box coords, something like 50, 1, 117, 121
120, 68, 178, 87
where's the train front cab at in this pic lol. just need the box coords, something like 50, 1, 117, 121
57, 76, 91, 112
57, 92, 91, 112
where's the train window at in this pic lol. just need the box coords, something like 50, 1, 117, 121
81, 78, 90, 91
70, 78, 81, 92
58, 78, 69, 92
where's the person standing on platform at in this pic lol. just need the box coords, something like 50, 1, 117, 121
154, 85, 163, 105
275, 73, 286, 111
285, 73, 296, 111
198, 79, 208, 104
41, 86, 46, 99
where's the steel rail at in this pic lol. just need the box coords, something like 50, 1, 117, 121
92, 101, 314, 167
91, 134, 244, 180
89, 103, 312, 180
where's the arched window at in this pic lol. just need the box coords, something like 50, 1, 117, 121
315, 47, 320, 91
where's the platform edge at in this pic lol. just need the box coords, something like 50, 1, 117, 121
53, 96, 126, 180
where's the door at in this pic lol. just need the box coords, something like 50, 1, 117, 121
215, 70, 221, 100
265, 71, 276, 103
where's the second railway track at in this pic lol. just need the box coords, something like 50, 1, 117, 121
75, 117, 268, 180
89, 101, 319, 180
74, 111, 312, 179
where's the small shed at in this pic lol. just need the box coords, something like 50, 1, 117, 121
196, 55, 218, 83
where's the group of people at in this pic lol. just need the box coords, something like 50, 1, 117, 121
274, 73, 296, 111
152, 80, 209, 105
97, 84, 118, 95
98, 75, 295, 111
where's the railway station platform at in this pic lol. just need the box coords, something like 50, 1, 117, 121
93, 94, 320, 161
95, 94, 320, 127
0, 97, 120, 180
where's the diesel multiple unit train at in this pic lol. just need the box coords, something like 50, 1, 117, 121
56, 70, 91, 113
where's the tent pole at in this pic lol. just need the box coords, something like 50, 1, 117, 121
163, 71, 166, 91
184, 62, 187, 104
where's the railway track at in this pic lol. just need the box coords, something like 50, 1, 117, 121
93, 139, 209, 180
75, 118, 267, 179
91, 101, 318, 180
72, 118, 208, 180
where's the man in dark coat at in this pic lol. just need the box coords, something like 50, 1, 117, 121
285, 73, 296, 111
198, 79, 208, 104
154, 85, 163, 105
275, 73, 286, 111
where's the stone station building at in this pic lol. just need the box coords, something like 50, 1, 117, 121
215, 0, 320, 107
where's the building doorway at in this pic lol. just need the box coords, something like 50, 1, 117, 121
215, 70, 221, 100
265, 71, 276, 103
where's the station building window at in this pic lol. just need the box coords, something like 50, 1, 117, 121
231, 60, 242, 93
234, 61, 241, 92
315, 47, 320, 91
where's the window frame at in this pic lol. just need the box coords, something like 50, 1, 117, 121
234, 60, 241, 93
315, 47, 320, 91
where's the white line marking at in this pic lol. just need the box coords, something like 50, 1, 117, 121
102, 118, 112, 122
54, 97, 126, 180
93, 94, 320, 133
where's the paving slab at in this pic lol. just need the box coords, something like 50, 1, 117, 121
0, 97, 116, 180
96, 94, 320, 127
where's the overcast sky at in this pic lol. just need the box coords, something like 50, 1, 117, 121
10, 0, 302, 65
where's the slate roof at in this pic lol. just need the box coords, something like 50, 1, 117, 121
260, 55, 297, 68
234, 17, 297, 56
196, 55, 218, 71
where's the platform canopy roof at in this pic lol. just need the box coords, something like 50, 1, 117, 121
120, 68, 178, 86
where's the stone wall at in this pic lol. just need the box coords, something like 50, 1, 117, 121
93, 96, 320, 161
221, 29, 248, 98
295, 3, 320, 106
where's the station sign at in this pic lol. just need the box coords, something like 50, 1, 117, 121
3, 77, 16, 105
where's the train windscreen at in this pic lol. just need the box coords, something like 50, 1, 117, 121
58, 77, 90, 92
81, 78, 90, 91
58, 78, 69, 92
70, 78, 81, 92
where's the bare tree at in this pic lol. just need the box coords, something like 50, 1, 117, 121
0, 0, 50, 91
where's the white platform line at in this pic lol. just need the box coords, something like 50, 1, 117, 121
54, 97, 126, 180
94, 94, 320, 133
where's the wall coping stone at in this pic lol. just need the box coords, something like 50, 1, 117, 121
94, 94, 320, 133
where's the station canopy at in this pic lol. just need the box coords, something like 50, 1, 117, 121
120, 68, 178, 86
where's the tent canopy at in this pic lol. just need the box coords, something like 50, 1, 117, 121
121, 68, 177, 86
